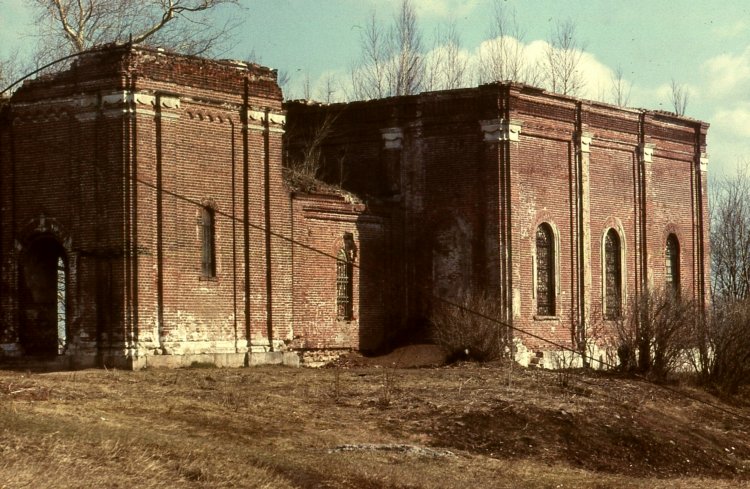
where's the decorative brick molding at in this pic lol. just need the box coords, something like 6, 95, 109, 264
381, 127, 404, 149
700, 153, 709, 172
480, 119, 522, 142
70, 90, 182, 121
579, 132, 593, 153
245, 108, 286, 133
640, 143, 656, 163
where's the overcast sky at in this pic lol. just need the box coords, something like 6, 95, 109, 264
2, 0, 750, 178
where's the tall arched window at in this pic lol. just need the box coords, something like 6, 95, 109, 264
604, 229, 622, 319
665, 233, 680, 294
536, 223, 555, 316
201, 206, 216, 278
336, 249, 353, 320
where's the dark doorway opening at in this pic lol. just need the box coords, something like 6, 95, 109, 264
19, 236, 67, 356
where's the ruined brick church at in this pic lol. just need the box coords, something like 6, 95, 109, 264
0, 45, 709, 369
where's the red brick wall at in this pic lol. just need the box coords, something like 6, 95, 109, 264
0, 46, 296, 364
289, 84, 710, 357
0, 46, 711, 365
290, 193, 393, 351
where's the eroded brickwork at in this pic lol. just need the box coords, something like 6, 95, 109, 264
0, 46, 710, 369
288, 83, 710, 362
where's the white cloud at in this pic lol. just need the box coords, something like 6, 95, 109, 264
694, 45, 750, 175
576, 51, 620, 101
713, 103, 750, 139
471, 36, 628, 103
703, 47, 750, 101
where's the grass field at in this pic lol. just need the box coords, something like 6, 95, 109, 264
0, 358, 749, 488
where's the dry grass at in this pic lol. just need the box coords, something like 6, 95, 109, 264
0, 363, 748, 488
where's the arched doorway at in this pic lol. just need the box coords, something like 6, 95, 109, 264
19, 236, 67, 356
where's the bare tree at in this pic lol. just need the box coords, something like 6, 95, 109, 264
477, 3, 540, 85
351, 0, 424, 99
696, 300, 750, 393
610, 64, 631, 107
283, 106, 343, 192
425, 21, 468, 91
688, 162, 750, 393
302, 71, 312, 100
711, 163, 750, 302
669, 78, 689, 116
388, 0, 424, 96
29, 0, 240, 63
543, 19, 585, 96
0, 48, 31, 94
316, 73, 340, 103
351, 11, 389, 99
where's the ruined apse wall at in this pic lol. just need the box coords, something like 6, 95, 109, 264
0, 45, 295, 368
286, 88, 510, 335
287, 84, 710, 361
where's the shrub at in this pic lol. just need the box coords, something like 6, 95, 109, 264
613, 288, 695, 379
430, 291, 512, 362
692, 299, 750, 394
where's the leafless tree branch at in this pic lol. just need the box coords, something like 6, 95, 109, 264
543, 18, 585, 96
610, 64, 632, 107
425, 21, 467, 91
351, 0, 424, 100
29, 0, 241, 67
669, 78, 689, 115
711, 163, 750, 302
477, 3, 540, 85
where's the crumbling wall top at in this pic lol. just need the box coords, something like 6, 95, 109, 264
10, 43, 282, 104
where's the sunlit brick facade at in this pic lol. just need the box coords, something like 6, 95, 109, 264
0, 45, 709, 369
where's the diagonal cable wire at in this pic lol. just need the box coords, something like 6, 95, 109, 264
133, 177, 750, 424
3, 56, 748, 425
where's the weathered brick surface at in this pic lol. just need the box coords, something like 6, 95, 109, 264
0, 46, 298, 367
288, 83, 710, 359
0, 46, 710, 368
290, 193, 394, 351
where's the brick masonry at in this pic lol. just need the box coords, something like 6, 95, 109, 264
0, 45, 710, 368
287, 83, 710, 366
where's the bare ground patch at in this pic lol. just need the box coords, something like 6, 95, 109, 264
0, 361, 748, 488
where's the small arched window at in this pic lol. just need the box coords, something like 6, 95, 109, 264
201, 206, 216, 278
336, 248, 353, 320
604, 229, 622, 319
536, 223, 555, 316
665, 233, 680, 294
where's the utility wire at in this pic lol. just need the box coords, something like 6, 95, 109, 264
133, 177, 750, 424
3, 56, 748, 425
0, 43, 130, 97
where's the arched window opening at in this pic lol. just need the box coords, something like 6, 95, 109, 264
336, 249, 353, 320
201, 206, 216, 278
536, 223, 555, 316
604, 229, 622, 319
666, 233, 680, 294
57, 256, 66, 354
